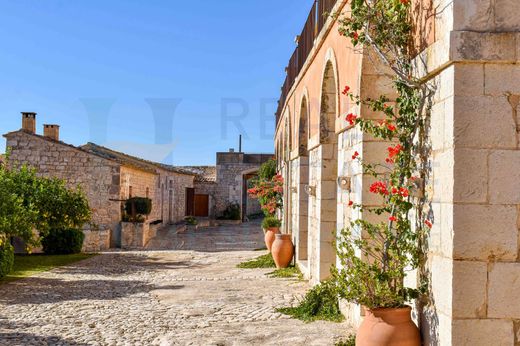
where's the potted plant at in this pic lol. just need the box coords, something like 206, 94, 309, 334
261, 216, 280, 252
332, 0, 432, 344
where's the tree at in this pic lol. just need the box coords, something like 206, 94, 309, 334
0, 163, 92, 245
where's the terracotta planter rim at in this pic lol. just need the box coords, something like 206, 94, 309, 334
367, 305, 412, 313
275, 234, 291, 240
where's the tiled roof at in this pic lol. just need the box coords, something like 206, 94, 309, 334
81, 143, 197, 176
179, 166, 217, 182
1, 130, 160, 172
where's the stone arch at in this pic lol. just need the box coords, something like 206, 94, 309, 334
311, 49, 339, 282
319, 49, 339, 144
299, 89, 310, 155
295, 89, 311, 263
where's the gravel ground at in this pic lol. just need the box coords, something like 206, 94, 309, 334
0, 222, 352, 346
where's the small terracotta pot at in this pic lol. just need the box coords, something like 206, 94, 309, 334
356, 306, 421, 346
264, 227, 280, 252
271, 234, 294, 268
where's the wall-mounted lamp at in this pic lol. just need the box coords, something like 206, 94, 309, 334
304, 184, 316, 196
337, 176, 352, 192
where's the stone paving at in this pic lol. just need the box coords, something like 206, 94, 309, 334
0, 222, 352, 346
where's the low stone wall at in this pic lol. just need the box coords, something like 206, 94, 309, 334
121, 222, 158, 249
83, 228, 110, 252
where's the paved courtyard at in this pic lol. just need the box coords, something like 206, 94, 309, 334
0, 222, 351, 346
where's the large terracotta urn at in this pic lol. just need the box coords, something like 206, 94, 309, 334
264, 227, 280, 252
271, 234, 294, 268
356, 306, 421, 346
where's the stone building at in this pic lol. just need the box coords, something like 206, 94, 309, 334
274, 0, 520, 344
182, 151, 273, 220
4, 113, 196, 251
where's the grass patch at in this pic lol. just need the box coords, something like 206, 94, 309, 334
276, 280, 344, 323
1, 253, 96, 283
237, 253, 275, 269
267, 266, 303, 280
335, 335, 356, 346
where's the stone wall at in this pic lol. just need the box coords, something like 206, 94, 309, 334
154, 172, 193, 224
275, 0, 520, 343
215, 152, 272, 218
4, 131, 120, 251
120, 165, 159, 219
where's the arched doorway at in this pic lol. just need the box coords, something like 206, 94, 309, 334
296, 94, 310, 263
314, 59, 339, 281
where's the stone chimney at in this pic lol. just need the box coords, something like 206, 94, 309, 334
43, 124, 60, 141
21, 112, 36, 133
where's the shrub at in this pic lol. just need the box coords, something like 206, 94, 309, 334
0, 241, 14, 278
276, 280, 344, 323
258, 159, 277, 181
262, 216, 281, 229
124, 197, 152, 222
237, 253, 276, 269
219, 202, 241, 220
41, 228, 85, 255
184, 216, 198, 225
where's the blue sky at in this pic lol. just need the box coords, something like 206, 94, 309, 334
0, 0, 314, 165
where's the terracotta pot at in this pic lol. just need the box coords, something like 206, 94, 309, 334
356, 306, 421, 346
264, 227, 280, 252
271, 234, 294, 268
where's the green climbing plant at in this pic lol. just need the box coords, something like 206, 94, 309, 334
332, 0, 434, 309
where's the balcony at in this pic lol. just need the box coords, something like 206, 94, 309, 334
275, 0, 338, 126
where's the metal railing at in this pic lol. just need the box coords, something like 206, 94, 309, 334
275, 0, 338, 125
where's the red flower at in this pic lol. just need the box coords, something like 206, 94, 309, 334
386, 123, 396, 132
399, 187, 409, 198
400, 0, 409, 4
369, 181, 389, 195
342, 86, 350, 95
348, 200, 354, 206
353, 32, 359, 40
425, 219, 433, 228
346, 113, 358, 126
386, 144, 402, 163
391, 187, 398, 194
352, 151, 359, 160
389, 216, 397, 222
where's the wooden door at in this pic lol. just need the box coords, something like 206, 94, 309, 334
194, 194, 209, 217
185, 187, 195, 216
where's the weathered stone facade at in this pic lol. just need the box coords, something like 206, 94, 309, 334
184, 152, 272, 220
4, 118, 195, 252
274, 0, 520, 344
5, 130, 120, 252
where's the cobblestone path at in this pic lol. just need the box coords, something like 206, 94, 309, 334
0, 222, 352, 346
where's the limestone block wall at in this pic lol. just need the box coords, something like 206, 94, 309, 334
290, 157, 310, 264
215, 153, 267, 218
120, 166, 158, 220
156, 172, 194, 223
4, 131, 120, 251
